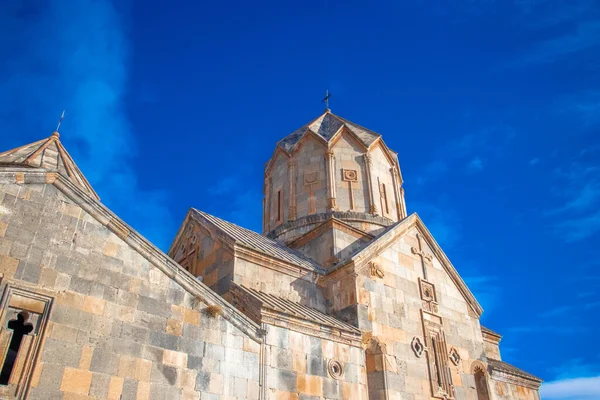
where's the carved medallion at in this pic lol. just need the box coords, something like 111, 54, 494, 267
369, 262, 385, 279
304, 171, 318, 185
328, 359, 344, 379
449, 347, 461, 366
342, 169, 358, 182
411, 337, 425, 358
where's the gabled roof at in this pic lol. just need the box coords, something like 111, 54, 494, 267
236, 285, 360, 334
190, 209, 324, 273
0, 132, 99, 200
337, 213, 484, 316
277, 111, 381, 153
481, 325, 502, 339
0, 168, 264, 342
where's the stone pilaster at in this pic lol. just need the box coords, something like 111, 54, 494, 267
325, 151, 337, 211
264, 176, 272, 233
363, 153, 378, 215
390, 166, 406, 220
288, 160, 297, 221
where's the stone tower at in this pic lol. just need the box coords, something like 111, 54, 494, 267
263, 110, 408, 267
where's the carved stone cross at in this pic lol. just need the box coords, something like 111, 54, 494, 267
411, 233, 433, 280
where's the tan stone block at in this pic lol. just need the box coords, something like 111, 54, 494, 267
30, 362, 43, 388
83, 296, 105, 315
247, 380, 260, 399
243, 337, 260, 353
162, 349, 187, 369
297, 374, 322, 397
0, 222, 7, 237
292, 351, 306, 373
60, 367, 93, 395
60, 291, 85, 310
171, 304, 184, 321
136, 381, 150, 400
182, 391, 200, 400
117, 355, 137, 378
50, 323, 78, 343
208, 372, 223, 394
166, 318, 183, 336
117, 305, 136, 323
63, 393, 95, 400
0, 255, 19, 278
107, 376, 124, 400
129, 278, 143, 294
183, 308, 200, 326
272, 391, 299, 400
103, 241, 119, 257
135, 358, 152, 382
180, 368, 196, 389
79, 346, 94, 370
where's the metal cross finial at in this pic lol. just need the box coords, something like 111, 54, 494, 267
322, 90, 331, 111
56, 110, 66, 132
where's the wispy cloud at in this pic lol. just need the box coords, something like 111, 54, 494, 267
545, 150, 600, 241
463, 275, 499, 313
560, 92, 600, 128
515, 20, 600, 66
414, 125, 515, 185
0, 2, 173, 249
466, 157, 484, 173
538, 301, 600, 318
541, 376, 600, 400
507, 324, 592, 335
529, 158, 540, 166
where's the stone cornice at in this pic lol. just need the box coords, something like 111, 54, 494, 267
0, 168, 265, 342
266, 211, 393, 240
490, 369, 542, 390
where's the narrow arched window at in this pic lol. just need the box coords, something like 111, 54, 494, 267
474, 366, 490, 400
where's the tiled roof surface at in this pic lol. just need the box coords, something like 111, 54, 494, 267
488, 359, 542, 382
278, 111, 380, 152
238, 285, 360, 334
0, 132, 99, 200
191, 209, 323, 272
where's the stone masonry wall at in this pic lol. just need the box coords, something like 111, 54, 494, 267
263, 325, 368, 400
0, 181, 261, 400
345, 226, 487, 399
332, 134, 369, 214
491, 378, 541, 400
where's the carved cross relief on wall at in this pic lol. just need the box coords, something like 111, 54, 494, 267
342, 169, 358, 210
304, 171, 319, 214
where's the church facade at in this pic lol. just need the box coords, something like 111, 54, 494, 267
0, 111, 541, 399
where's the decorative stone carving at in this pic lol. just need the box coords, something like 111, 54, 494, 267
412, 233, 433, 280
328, 359, 344, 379
304, 171, 318, 185
369, 262, 385, 279
449, 347, 461, 366
342, 169, 357, 182
411, 337, 424, 358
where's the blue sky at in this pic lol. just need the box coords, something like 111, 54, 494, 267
1, 0, 599, 398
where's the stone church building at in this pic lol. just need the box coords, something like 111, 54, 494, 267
0, 110, 541, 399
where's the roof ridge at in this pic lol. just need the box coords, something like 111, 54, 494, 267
0, 133, 99, 200
190, 209, 324, 272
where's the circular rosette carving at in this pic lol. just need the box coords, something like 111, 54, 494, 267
342, 169, 358, 182
411, 337, 424, 358
328, 359, 344, 379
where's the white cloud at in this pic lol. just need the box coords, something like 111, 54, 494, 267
541, 376, 600, 399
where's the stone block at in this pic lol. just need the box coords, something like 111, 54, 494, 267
60, 367, 93, 395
